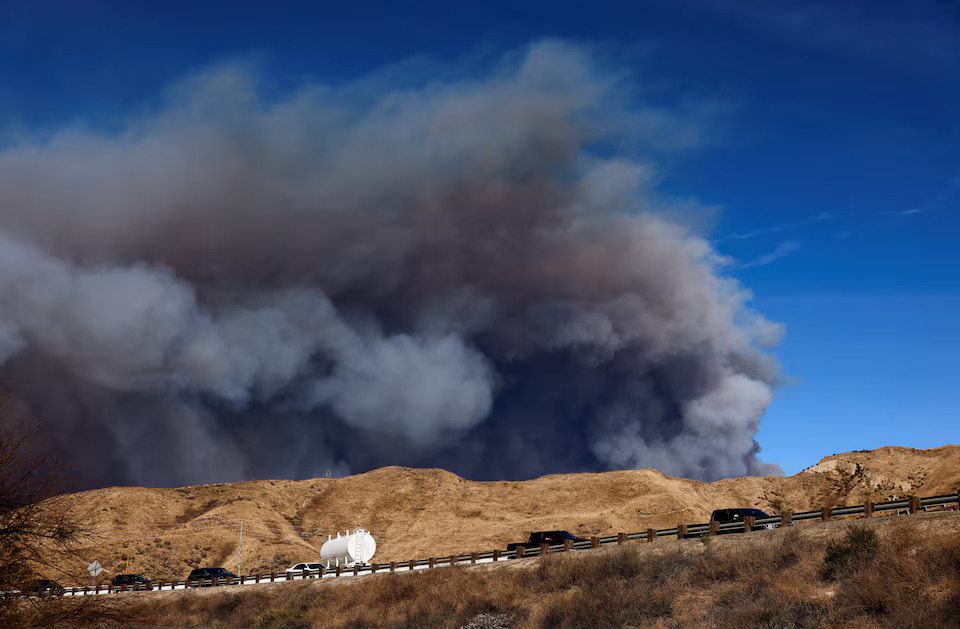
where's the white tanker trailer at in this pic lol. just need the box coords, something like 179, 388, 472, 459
320, 529, 376, 568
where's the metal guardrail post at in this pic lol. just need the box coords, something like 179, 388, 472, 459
909, 495, 921, 514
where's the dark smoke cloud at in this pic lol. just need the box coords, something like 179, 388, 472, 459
0, 41, 783, 489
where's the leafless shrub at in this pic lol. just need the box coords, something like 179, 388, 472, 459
0, 399, 130, 627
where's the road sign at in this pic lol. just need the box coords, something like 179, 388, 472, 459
88, 560, 103, 577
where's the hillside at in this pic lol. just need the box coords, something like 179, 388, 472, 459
124, 511, 960, 629
53, 444, 960, 581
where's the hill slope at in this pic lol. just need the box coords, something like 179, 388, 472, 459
57, 445, 960, 580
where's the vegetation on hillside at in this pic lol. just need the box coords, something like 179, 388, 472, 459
126, 518, 960, 629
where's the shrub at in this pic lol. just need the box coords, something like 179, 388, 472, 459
823, 524, 879, 579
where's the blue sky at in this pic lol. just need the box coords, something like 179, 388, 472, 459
1, 0, 957, 475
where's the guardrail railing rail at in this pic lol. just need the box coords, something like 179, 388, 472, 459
26, 491, 958, 598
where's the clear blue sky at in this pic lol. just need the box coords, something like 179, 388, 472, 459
2, 0, 957, 475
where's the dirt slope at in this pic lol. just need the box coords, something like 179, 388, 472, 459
54, 444, 960, 581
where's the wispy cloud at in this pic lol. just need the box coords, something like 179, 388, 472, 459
713, 211, 835, 243
739, 240, 800, 269
686, 0, 960, 72
714, 176, 955, 256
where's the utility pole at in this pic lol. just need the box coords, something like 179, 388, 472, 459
237, 520, 243, 576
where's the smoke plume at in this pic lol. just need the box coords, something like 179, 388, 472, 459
0, 41, 783, 489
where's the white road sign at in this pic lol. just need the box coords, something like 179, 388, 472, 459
88, 560, 103, 577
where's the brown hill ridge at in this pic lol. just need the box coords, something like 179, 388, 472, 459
57, 444, 960, 581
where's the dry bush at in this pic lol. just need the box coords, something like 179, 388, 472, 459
831, 522, 960, 628
823, 524, 880, 579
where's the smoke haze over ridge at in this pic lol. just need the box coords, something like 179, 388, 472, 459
0, 41, 783, 489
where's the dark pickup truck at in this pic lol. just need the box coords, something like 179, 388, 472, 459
507, 530, 587, 551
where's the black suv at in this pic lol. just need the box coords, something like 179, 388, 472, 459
187, 567, 238, 586
710, 508, 777, 534
111, 573, 150, 588
507, 531, 587, 551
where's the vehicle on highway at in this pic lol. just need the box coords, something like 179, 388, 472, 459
111, 573, 150, 588
23, 579, 64, 595
507, 530, 587, 551
285, 562, 326, 578
186, 567, 239, 586
710, 508, 777, 533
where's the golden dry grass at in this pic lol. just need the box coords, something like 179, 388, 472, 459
41, 444, 960, 581
122, 511, 960, 628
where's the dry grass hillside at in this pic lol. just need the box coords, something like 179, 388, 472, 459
49, 444, 960, 582
125, 512, 960, 629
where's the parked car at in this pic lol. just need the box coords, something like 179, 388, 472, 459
285, 562, 325, 578
507, 531, 587, 551
186, 567, 239, 586
111, 573, 150, 588
710, 508, 777, 534
23, 579, 64, 595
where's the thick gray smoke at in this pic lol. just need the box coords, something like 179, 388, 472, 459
0, 41, 783, 489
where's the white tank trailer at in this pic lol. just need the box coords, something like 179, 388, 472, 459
320, 529, 376, 568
